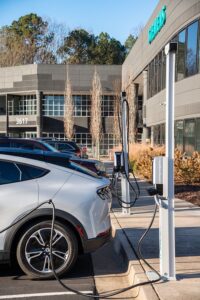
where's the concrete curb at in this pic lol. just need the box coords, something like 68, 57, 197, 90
111, 212, 160, 300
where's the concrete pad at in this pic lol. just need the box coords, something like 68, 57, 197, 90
111, 178, 200, 300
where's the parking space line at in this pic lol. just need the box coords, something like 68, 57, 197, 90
0, 291, 93, 299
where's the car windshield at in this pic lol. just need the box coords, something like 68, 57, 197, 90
58, 144, 74, 151
68, 161, 100, 179
40, 141, 59, 152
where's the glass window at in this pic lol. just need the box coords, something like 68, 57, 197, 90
177, 30, 186, 81
101, 95, 114, 116
18, 164, 49, 179
186, 21, 198, 77
196, 118, 200, 151
161, 49, 166, 90
154, 57, 158, 95
184, 119, 195, 154
0, 161, 21, 185
0, 96, 6, 115
175, 120, 184, 152
153, 125, 161, 145
157, 52, 162, 93
73, 95, 91, 117
43, 95, 64, 116
150, 61, 154, 97
160, 124, 165, 145
8, 95, 37, 115
57, 143, 74, 151
14, 142, 35, 150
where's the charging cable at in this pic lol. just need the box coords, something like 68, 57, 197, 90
0, 197, 161, 299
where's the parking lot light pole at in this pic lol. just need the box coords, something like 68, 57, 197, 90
160, 42, 177, 280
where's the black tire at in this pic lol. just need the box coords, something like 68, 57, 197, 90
16, 220, 78, 279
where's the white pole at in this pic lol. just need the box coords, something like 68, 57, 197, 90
121, 93, 130, 214
160, 43, 177, 280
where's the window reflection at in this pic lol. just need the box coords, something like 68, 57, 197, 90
177, 30, 186, 81
147, 20, 199, 98
186, 21, 198, 77
175, 121, 184, 152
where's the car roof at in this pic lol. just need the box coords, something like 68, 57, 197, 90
0, 148, 77, 163
0, 138, 60, 152
0, 137, 40, 142
0, 153, 102, 181
47, 140, 79, 148
0, 147, 74, 157
0, 153, 52, 170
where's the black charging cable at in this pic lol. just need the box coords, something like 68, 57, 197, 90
0, 200, 53, 234
0, 198, 161, 299
49, 200, 161, 299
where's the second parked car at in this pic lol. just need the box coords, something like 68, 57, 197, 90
0, 148, 107, 177
0, 138, 107, 176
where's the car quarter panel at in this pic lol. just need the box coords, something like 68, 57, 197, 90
52, 173, 111, 239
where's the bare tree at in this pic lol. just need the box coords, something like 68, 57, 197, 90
126, 76, 137, 144
90, 69, 102, 159
64, 66, 74, 140
44, 18, 68, 63
0, 30, 36, 67
112, 79, 122, 146
131, 23, 144, 38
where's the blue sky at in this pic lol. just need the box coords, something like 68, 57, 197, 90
0, 0, 158, 43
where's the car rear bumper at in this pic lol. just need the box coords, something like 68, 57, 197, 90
82, 227, 112, 253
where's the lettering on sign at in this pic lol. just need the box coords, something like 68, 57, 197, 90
148, 6, 166, 44
16, 117, 28, 125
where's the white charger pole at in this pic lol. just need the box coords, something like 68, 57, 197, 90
121, 92, 130, 214
160, 42, 177, 280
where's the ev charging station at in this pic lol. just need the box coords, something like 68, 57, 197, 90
114, 42, 177, 281
121, 92, 131, 214
154, 42, 177, 280
113, 92, 131, 214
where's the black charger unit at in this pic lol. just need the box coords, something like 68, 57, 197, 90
114, 152, 124, 172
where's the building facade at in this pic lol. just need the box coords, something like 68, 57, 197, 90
1, 0, 200, 156
122, 0, 200, 154
0, 64, 121, 156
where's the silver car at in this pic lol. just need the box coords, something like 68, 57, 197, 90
0, 154, 112, 279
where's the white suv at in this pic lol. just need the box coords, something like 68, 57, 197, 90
0, 154, 112, 279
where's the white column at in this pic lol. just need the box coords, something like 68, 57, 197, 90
160, 43, 177, 280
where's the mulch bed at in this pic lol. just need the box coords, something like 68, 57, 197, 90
175, 184, 200, 206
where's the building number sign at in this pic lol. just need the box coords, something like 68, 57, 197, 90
16, 117, 28, 125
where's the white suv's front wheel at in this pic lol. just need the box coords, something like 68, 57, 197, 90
16, 221, 78, 279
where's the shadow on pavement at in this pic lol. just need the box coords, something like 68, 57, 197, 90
0, 253, 93, 280
120, 226, 200, 260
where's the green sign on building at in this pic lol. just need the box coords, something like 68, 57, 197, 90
148, 5, 166, 44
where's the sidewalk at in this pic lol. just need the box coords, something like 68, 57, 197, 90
92, 167, 200, 299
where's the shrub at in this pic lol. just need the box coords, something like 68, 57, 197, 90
112, 143, 200, 184
131, 144, 165, 180
111, 144, 200, 184
129, 144, 200, 184
174, 150, 200, 184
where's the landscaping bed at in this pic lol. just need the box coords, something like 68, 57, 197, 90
175, 184, 200, 206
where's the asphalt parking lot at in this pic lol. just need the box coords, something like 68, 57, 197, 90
0, 254, 96, 300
